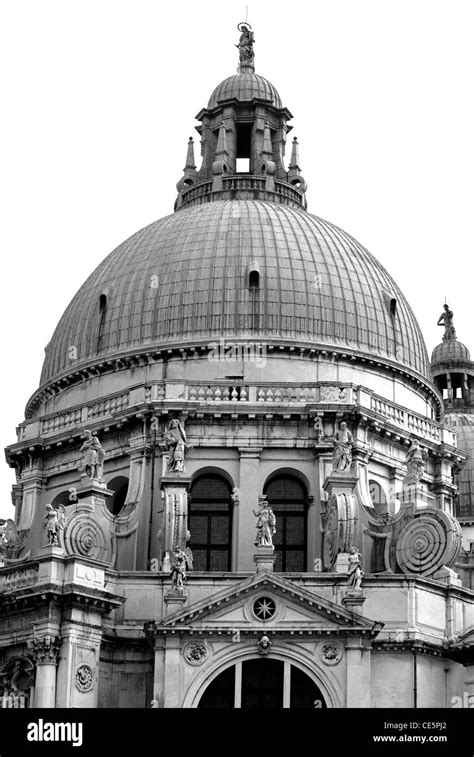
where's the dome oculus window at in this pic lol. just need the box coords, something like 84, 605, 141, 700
253, 597, 276, 620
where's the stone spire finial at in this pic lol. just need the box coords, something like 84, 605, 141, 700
176, 137, 198, 194
184, 137, 196, 172
287, 137, 308, 193
437, 303, 456, 341
236, 22, 255, 73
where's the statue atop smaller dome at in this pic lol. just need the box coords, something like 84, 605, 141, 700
437, 303, 456, 341
236, 22, 255, 72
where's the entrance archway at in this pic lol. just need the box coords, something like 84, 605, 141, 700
197, 659, 327, 709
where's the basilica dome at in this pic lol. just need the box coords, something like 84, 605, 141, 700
40, 199, 430, 386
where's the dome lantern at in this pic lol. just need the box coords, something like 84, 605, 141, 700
175, 23, 307, 212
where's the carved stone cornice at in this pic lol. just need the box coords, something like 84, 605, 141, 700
27, 635, 62, 665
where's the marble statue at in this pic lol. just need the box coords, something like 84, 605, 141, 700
162, 419, 189, 474
333, 421, 353, 472
347, 547, 363, 591
80, 429, 105, 480
43, 504, 66, 546
437, 303, 456, 340
253, 499, 276, 548
170, 545, 192, 591
236, 22, 255, 65
406, 439, 425, 482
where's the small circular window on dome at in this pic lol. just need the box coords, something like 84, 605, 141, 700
253, 597, 276, 621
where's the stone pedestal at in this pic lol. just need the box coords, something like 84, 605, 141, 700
322, 473, 359, 570
342, 591, 366, 612
164, 590, 187, 616
76, 478, 114, 505
254, 545, 276, 573
40, 544, 65, 557
160, 476, 192, 569
399, 481, 434, 510
334, 552, 350, 573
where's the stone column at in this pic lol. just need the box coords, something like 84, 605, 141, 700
237, 448, 262, 571
28, 635, 61, 708
345, 638, 371, 708
162, 636, 182, 708
17, 465, 44, 532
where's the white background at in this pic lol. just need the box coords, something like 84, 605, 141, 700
1, 0, 473, 519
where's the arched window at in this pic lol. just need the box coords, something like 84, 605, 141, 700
264, 474, 307, 572
198, 660, 326, 709
107, 476, 129, 515
188, 474, 233, 571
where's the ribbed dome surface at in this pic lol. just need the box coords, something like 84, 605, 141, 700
207, 73, 282, 109
432, 339, 471, 365
40, 200, 430, 384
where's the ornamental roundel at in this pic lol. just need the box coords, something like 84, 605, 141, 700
75, 663, 94, 692
184, 641, 208, 666
252, 596, 276, 621
319, 641, 343, 666
396, 509, 463, 576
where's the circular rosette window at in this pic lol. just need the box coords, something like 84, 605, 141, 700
396, 508, 463, 576
64, 513, 112, 564
252, 596, 276, 621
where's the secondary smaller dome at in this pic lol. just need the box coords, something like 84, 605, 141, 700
208, 73, 282, 109
431, 339, 471, 365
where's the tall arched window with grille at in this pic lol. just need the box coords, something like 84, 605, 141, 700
264, 474, 308, 572
188, 474, 233, 571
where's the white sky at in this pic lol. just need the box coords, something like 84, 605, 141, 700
1, 0, 473, 519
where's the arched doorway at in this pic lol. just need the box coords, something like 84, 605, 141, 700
197, 659, 326, 709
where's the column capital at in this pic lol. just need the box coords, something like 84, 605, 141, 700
28, 635, 61, 665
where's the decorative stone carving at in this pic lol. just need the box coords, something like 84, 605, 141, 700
320, 642, 343, 666
27, 635, 61, 665
162, 419, 190, 474
347, 547, 363, 591
396, 508, 463, 576
332, 422, 353, 472
437, 303, 456, 340
0, 656, 35, 694
1, 520, 20, 554
404, 440, 426, 483
79, 429, 105, 481
257, 634, 272, 655
231, 487, 240, 505
43, 504, 66, 547
253, 597, 276, 621
63, 510, 111, 563
236, 22, 255, 66
75, 663, 94, 692
322, 489, 356, 570
253, 498, 276, 549
184, 641, 207, 666
320, 385, 347, 402
1, 564, 39, 591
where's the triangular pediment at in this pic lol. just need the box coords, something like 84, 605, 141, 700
158, 572, 379, 635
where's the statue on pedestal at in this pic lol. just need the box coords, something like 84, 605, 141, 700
253, 499, 276, 548
170, 545, 192, 592
162, 419, 190, 474
332, 422, 353, 472
347, 547, 363, 591
80, 429, 105, 480
43, 504, 66, 547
